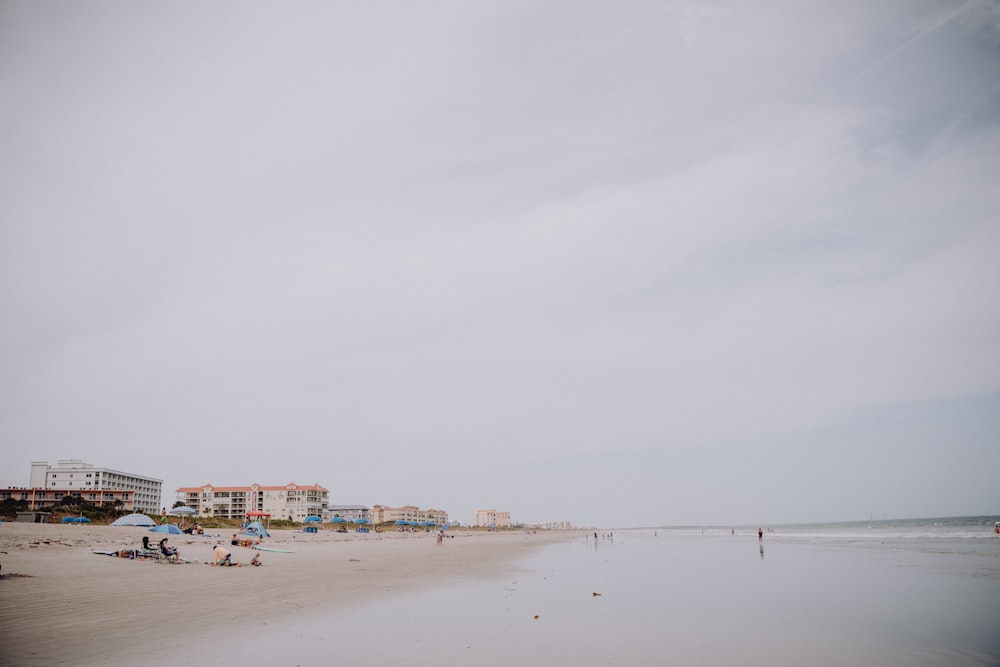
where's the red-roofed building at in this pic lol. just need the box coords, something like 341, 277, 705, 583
175, 482, 329, 521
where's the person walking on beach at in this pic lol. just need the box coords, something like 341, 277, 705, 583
758, 528, 763, 542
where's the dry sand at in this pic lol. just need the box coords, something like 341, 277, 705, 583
0, 522, 576, 667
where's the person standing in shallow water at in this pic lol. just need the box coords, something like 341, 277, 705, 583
758, 528, 763, 542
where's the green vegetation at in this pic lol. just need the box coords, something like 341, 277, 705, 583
0, 497, 30, 519
0, 495, 131, 523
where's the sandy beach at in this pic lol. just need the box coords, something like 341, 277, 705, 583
0, 522, 575, 667
5, 520, 997, 666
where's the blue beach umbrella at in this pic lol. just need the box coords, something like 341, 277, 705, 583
352, 518, 370, 524
149, 523, 182, 534
304, 516, 322, 523
329, 517, 347, 523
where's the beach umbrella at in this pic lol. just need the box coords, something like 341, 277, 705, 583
395, 520, 408, 525
149, 523, 182, 534
111, 513, 155, 527
67, 516, 91, 523
329, 517, 347, 523
352, 518, 370, 524
304, 516, 322, 523
168, 506, 197, 516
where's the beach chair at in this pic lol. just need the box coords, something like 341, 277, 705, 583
139, 536, 163, 562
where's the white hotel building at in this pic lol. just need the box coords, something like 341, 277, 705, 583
27, 460, 163, 514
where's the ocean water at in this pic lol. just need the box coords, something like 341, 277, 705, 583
162, 517, 1000, 666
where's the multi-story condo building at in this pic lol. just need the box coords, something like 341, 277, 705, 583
370, 504, 448, 525
175, 482, 329, 522
7, 460, 163, 514
474, 509, 511, 528
526, 521, 574, 530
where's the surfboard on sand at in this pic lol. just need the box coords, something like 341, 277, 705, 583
251, 545, 295, 553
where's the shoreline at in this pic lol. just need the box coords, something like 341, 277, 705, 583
0, 522, 578, 667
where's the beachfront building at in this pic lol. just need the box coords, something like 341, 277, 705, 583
328, 505, 371, 522
473, 509, 511, 528
526, 520, 574, 530
370, 504, 448, 526
175, 482, 330, 522
2, 460, 164, 514
1, 486, 140, 512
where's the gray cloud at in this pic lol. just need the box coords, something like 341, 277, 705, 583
2, 1, 998, 526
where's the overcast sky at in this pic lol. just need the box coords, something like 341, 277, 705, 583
2, 1, 998, 528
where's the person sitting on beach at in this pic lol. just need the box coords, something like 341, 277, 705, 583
231, 533, 240, 546
250, 553, 261, 567
159, 538, 178, 563
213, 545, 233, 566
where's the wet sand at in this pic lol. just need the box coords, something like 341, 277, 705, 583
0, 522, 574, 667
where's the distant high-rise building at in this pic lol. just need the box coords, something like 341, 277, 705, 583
473, 509, 511, 528
370, 504, 448, 526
